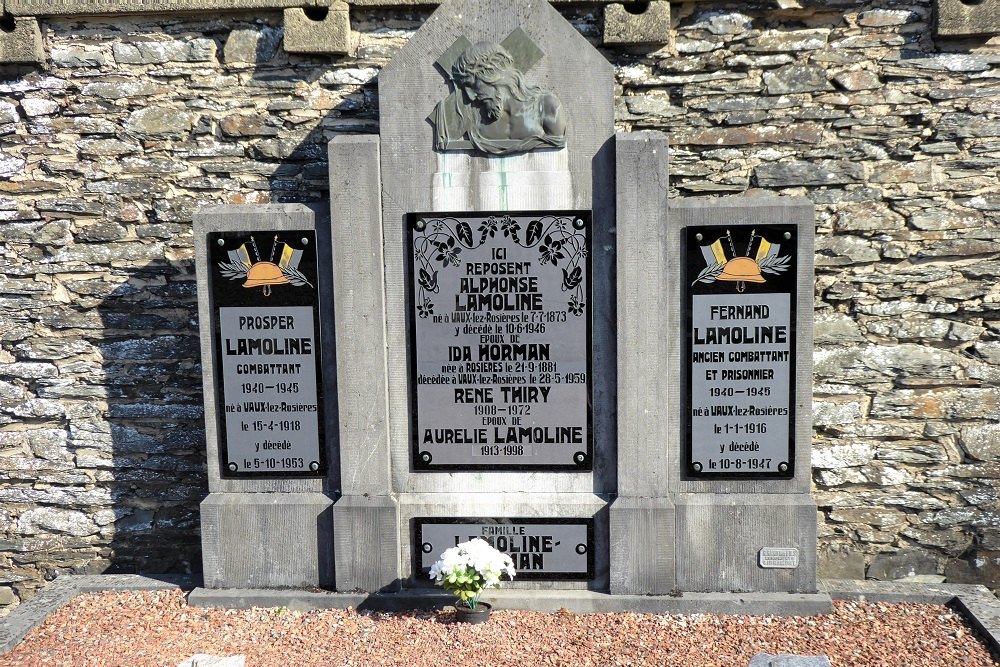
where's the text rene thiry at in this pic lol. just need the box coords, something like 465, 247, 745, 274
420, 243, 586, 457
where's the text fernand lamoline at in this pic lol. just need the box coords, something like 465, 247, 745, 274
692, 303, 787, 346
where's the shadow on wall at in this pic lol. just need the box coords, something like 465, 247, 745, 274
242, 16, 382, 206
92, 13, 376, 573
93, 263, 206, 576
0, 257, 206, 603
90, 17, 363, 578
0, 8, 398, 605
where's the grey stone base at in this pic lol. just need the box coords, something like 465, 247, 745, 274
609, 496, 675, 594
188, 586, 832, 616
675, 493, 817, 593
749, 654, 831, 667
332, 494, 400, 593
201, 492, 333, 589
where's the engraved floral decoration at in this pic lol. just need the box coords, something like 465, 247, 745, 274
434, 235, 463, 267
417, 299, 435, 319
412, 214, 588, 317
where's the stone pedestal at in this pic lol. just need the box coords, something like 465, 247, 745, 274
609, 131, 674, 595
194, 204, 337, 590
674, 494, 817, 593
201, 493, 334, 589
332, 495, 400, 592
327, 0, 617, 592
609, 497, 675, 594
328, 135, 401, 592
668, 197, 818, 594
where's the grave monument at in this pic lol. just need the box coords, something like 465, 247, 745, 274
194, 205, 336, 589
194, 0, 818, 602
330, 0, 616, 593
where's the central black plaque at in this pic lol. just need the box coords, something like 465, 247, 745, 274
407, 211, 592, 471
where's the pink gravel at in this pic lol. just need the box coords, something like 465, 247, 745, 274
1, 589, 997, 667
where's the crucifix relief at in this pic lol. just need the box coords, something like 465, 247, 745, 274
430, 29, 568, 156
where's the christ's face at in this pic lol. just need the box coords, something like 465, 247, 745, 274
464, 78, 505, 121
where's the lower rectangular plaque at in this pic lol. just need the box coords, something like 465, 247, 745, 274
414, 518, 594, 580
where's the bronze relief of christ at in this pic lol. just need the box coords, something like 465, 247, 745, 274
431, 32, 567, 156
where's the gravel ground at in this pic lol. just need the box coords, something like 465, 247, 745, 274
1, 590, 997, 667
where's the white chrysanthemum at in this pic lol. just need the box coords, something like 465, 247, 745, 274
428, 538, 516, 595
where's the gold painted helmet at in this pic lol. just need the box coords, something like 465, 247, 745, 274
243, 262, 288, 289
717, 257, 766, 284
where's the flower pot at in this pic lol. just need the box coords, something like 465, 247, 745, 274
454, 601, 491, 624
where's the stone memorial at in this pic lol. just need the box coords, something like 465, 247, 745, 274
329, 0, 615, 593
670, 198, 817, 594
192, 0, 818, 602
0, 0, 995, 622
194, 205, 335, 589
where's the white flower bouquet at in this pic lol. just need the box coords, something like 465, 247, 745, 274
429, 538, 516, 609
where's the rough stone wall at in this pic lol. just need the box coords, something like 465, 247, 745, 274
620, 4, 1000, 585
0, 2, 997, 611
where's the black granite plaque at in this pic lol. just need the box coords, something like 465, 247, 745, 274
407, 211, 592, 471
683, 224, 797, 479
414, 517, 594, 580
209, 230, 325, 477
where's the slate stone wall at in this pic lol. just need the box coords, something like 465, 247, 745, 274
0, 3, 997, 610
